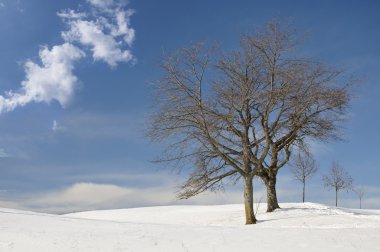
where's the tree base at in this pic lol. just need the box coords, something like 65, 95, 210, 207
266, 203, 280, 212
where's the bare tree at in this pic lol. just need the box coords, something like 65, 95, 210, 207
290, 151, 318, 203
353, 186, 366, 209
148, 20, 352, 224
323, 161, 353, 207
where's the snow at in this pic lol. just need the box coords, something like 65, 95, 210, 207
0, 203, 379, 251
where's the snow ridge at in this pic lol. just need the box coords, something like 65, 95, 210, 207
0, 203, 379, 251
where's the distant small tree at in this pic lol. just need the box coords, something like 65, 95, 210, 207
290, 151, 318, 203
322, 161, 353, 207
353, 187, 366, 209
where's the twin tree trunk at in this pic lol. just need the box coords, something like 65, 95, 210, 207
243, 173, 280, 224
264, 174, 280, 212
243, 176, 257, 224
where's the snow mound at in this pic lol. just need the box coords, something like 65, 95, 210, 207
0, 203, 379, 251
66, 202, 380, 228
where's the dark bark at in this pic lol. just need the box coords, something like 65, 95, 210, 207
264, 175, 280, 212
335, 188, 338, 207
243, 176, 257, 224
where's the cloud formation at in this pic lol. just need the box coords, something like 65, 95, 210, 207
1, 173, 380, 214
0, 180, 245, 214
34, 183, 134, 207
0, 43, 85, 112
59, 0, 135, 66
35, 182, 246, 214
29, 182, 175, 213
87, 0, 116, 9
51, 120, 67, 132
0, 0, 135, 113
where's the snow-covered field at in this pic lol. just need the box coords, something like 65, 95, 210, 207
0, 203, 379, 251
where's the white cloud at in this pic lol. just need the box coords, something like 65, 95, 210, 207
87, 0, 115, 9
57, 9, 86, 19
27, 182, 175, 213
112, 9, 135, 46
0, 176, 244, 213
51, 120, 67, 132
0, 0, 135, 114
86, 0, 130, 10
52, 120, 58, 131
60, 0, 135, 67
31, 182, 248, 214
34, 183, 134, 206
62, 19, 133, 66
0, 43, 84, 113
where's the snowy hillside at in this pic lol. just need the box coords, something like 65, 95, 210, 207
0, 203, 379, 251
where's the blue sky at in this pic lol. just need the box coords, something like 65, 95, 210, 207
0, 0, 379, 213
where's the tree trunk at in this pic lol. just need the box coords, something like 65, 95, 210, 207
243, 176, 257, 224
302, 180, 305, 203
359, 198, 362, 209
335, 188, 338, 207
265, 175, 280, 212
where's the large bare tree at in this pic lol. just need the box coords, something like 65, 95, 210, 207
290, 151, 318, 203
323, 161, 353, 207
149, 21, 351, 224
